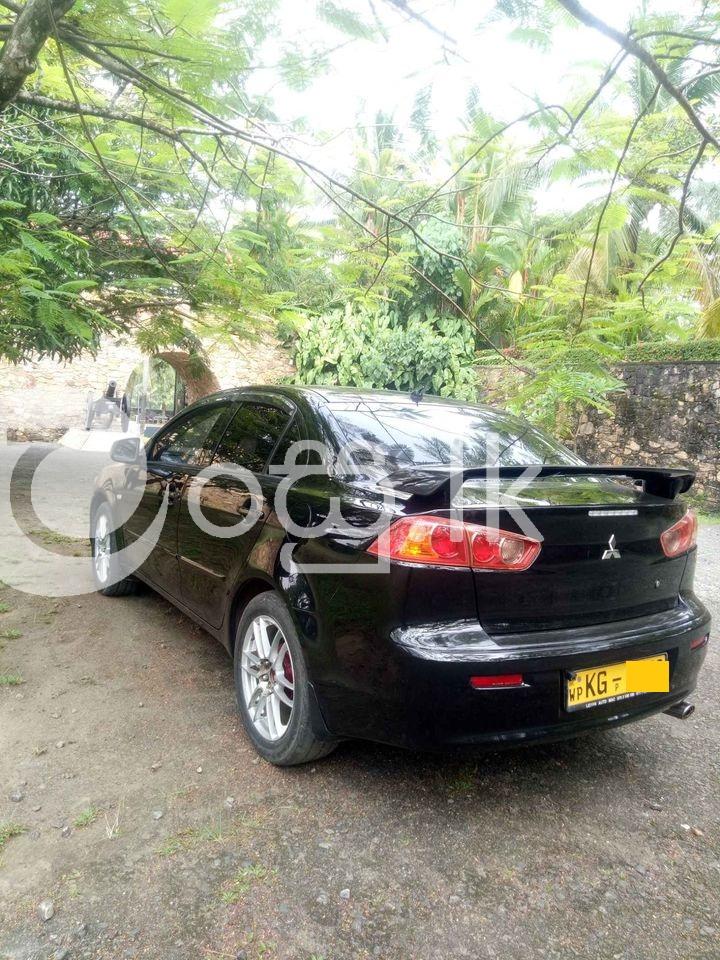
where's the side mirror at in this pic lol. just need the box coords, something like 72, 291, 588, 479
110, 437, 141, 464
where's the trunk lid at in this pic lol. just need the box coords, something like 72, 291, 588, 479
455, 476, 688, 634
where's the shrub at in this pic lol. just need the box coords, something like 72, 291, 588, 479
292, 304, 479, 401
624, 339, 720, 362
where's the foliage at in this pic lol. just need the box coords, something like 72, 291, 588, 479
73, 805, 100, 828
0, 822, 26, 855
1, 0, 719, 432
624, 339, 720, 363
294, 1, 720, 429
293, 304, 479, 401
0, 0, 345, 362
0, 201, 115, 361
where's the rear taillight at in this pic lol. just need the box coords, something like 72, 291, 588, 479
660, 510, 698, 558
366, 514, 541, 571
468, 526, 541, 571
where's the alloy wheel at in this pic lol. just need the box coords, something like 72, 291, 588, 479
240, 615, 295, 741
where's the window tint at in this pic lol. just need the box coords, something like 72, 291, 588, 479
326, 402, 582, 471
151, 404, 230, 467
213, 402, 291, 473
269, 417, 302, 467
264, 417, 325, 469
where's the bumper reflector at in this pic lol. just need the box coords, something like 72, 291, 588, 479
470, 674, 524, 689
691, 634, 709, 651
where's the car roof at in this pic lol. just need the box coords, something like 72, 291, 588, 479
225, 384, 504, 414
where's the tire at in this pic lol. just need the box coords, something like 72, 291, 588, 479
91, 502, 137, 597
234, 592, 336, 766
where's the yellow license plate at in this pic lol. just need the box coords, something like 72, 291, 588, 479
566, 654, 668, 711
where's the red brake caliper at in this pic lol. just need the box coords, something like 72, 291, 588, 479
282, 652, 294, 698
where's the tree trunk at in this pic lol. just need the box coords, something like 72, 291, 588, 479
0, 0, 77, 112
154, 351, 220, 404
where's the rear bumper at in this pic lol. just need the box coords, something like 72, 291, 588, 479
314, 594, 711, 749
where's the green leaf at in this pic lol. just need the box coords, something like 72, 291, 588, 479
56, 279, 99, 293
316, 0, 375, 39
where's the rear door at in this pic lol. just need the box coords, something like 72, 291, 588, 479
177, 398, 298, 627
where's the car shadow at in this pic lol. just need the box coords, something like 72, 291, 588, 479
277, 715, 668, 816
133, 585, 669, 810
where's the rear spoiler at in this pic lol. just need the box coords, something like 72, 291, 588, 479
379, 464, 695, 505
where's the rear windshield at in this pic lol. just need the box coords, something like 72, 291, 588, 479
325, 401, 582, 471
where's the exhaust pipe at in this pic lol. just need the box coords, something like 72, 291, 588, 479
664, 700, 695, 720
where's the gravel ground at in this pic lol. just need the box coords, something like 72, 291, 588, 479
0, 446, 718, 960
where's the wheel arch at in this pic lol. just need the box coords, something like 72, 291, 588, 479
225, 575, 276, 655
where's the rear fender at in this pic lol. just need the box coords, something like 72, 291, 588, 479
221, 514, 320, 654
222, 553, 332, 742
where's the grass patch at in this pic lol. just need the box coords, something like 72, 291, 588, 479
219, 864, 273, 905
157, 823, 224, 857
206, 934, 274, 960
59, 869, 83, 899
698, 512, 720, 526
448, 763, 479, 795
157, 811, 267, 858
73, 806, 100, 828
0, 602, 9, 614
0, 822, 26, 857
0, 629, 22, 640
0, 674, 23, 686
29, 528, 85, 546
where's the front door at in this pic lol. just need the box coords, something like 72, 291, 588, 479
122, 399, 234, 598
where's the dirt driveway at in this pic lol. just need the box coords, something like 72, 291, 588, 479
1, 446, 718, 960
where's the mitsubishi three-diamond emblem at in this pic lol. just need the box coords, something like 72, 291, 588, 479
601, 533, 621, 560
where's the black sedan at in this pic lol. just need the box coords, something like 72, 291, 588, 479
91, 386, 711, 764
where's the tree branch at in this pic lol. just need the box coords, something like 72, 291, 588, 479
0, 0, 76, 109
14, 89, 208, 137
632, 29, 720, 47
555, 0, 720, 150
14, 90, 225, 187
574, 85, 660, 333
638, 139, 708, 293
380, 0, 457, 49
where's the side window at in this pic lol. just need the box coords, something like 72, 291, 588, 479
151, 404, 231, 467
213, 402, 291, 473
269, 417, 302, 467
268, 417, 323, 468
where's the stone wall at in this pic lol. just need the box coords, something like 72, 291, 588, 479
0, 332, 294, 441
576, 363, 720, 507
476, 362, 720, 508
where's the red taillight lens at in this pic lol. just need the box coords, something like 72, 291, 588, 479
367, 515, 470, 567
469, 527, 541, 571
690, 634, 709, 651
367, 514, 541, 571
470, 674, 524, 689
660, 510, 698, 558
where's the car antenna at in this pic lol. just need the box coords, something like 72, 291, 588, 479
410, 387, 425, 405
